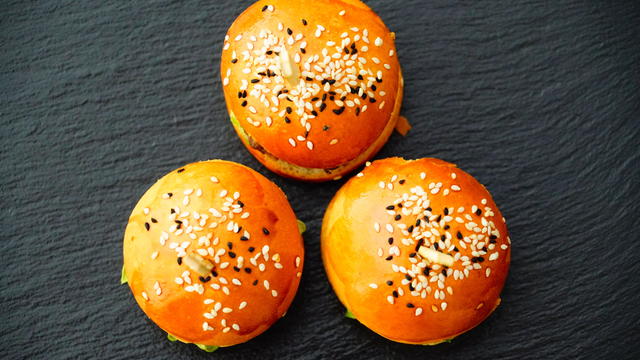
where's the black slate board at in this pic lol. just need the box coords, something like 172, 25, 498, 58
2, 0, 640, 359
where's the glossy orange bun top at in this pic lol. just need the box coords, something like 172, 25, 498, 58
221, 0, 402, 170
123, 160, 304, 347
322, 158, 511, 344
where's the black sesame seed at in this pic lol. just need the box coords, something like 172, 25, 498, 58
286, 27, 293, 35
211, 270, 218, 277
177, 168, 185, 173
441, 235, 446, 241
386, 205, 395, 210
385, 256, 393, 261
144, 222, 150, 231
409, 252, 416, 257
285, 106, 292, 114
441, 269, 447, 276
300, 48, 306, 54
319, 103, 327, 112
399, 179, 405, 184
305, 76, 313, 81
231, 58, 238, 63
478, 256, 485, 262
454, 246, 459, 252
228, 251, 236, 258
388, 237, 394, 245
333, 107, 345, 115
395, 214, 401, 221
237, 200, 244, 207
355, 107, 360, 116
262, 5, 268, 11
476, 209, 482, 216
434, 242, 439, 250
369, 97, 376, 103
416, 219, 421, 227
170, 208, 175, 214
227, 242, 233, 249
251, 79, 259, 83
407, 225, 414, 233
244, 267, 252, 274
423, 268, 430, 276
392, 291, 399, 298
489, 239, 497, 244
444, 208, 449, 215
323, 125, 330, 131
177, 257, 182, 265
328, 79, 336, 85
311, 110, 318, 116
407, 303, 415, 308
490, 234, 498, 240
263, 227, 270, 235
266, 50, 273, 55
386, 280, 393, 286
302, 19, 307, 26
436, 215, 442, 222
426, 207, 432, 212
457, 231, 463, 239
371, 84, 377, 91
444, 225, 450, 230
284, 116, 291, 123
252, 279, 258, 285
240, 236, 248, 241
199, 276, 211, 283
149, 218, 156, 225
233, 266, 240, 272
248, 246, 255, 252
405, 274, 412, 281
167, 192, 173, 197
241, 100, 247, 107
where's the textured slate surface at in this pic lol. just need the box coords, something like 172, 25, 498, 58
2, 0, 640, 358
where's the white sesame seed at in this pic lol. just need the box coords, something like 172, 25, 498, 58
306, 141, 314, 150
378, 181, 385, 189
369, 283, 378, 289
339, 10, 346, 16
441, 302, 447, 311
374, 222, 380, 232
451, 185, 461, 191
271, 289, 278, 297
386, 224, 394, 233
420, 172, 426, 180
151, 251, 158, 260
489, 252, 499, 261
415, 307, 423, 316
387, 296, 394, 304
288, 138, 296, 147
374, 37, 383, 46
141, 292, 149, 301
232, 323, 240, 331
143, 207, 149, 215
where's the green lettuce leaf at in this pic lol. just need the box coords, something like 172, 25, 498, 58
297, 219, 306, 234
120, 265, 127, 284
196, 344, 219, 352
344, 309, 356, 319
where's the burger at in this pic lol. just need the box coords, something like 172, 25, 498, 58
321, 157, 511, 344
220, 0, 406, 181
121, 160, 305, 351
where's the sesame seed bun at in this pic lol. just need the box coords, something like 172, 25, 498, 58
221, 0, 403, 181
321, 158, 511, 344
123, 160, 304, 348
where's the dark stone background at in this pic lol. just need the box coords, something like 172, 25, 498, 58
2, 0, 639, 359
